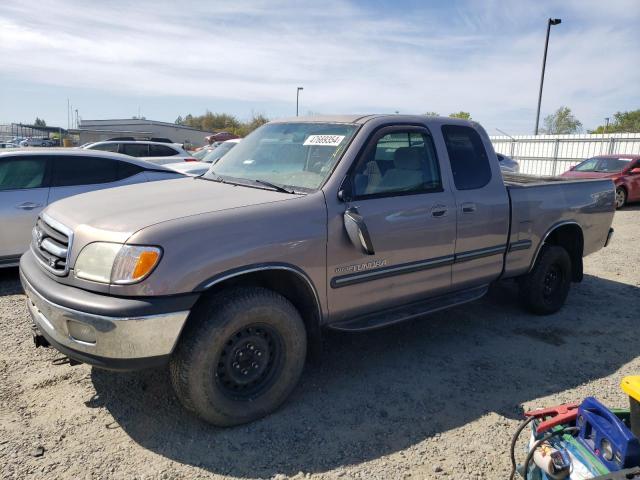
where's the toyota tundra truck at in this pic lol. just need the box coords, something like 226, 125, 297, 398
20, 115, 616, 426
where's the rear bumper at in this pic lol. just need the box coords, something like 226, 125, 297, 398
20, 251, 195, 371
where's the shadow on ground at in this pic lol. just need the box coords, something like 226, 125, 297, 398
0, 267, 22, 296
87, 273, 640, 477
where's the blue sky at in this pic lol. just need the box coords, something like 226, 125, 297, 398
1, 0, 638, 134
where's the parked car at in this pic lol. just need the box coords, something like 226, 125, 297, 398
192, 146, 216, 160
164, 139, 241, 176
560, 154, 640, 209
19, 138, 49, 147
83, 140, 196, 165
205, 131, 238, 144
21, 115, 615, 426
0, 149, 182, 267
497, 153, 520, 173
0, 142, 18, 149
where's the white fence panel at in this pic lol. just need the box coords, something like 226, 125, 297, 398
489, 133, 640, 176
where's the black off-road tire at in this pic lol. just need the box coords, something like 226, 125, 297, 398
169, 287, 307, 426
615, 187, 627, 209
518, 245, 572, 315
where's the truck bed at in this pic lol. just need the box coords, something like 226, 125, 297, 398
502, 174, 615, 279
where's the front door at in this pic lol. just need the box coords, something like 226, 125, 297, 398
326, 126, 457, 322
0, 155, 50, 261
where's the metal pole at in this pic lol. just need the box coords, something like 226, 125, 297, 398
296, 87, 303, 116
534, 18, 561, 135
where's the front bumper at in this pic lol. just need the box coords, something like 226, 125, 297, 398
20, 252, 194, 371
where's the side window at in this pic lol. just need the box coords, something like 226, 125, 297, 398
442, 125, 492, 190
121, 143, 150, 157
117, 161, 144, 180
52, 156, 118, 186
352, 131, 442, 198
148, 144, 178, 156
89, 142, 119, 152
0, 156, 48, 191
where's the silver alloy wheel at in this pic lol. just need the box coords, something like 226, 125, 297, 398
615, 188, 626, 209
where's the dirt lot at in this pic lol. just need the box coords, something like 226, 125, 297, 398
1, 207, 638, 480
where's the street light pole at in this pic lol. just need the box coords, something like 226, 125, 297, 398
296, 87, 304, 116
534, 18, 561, 135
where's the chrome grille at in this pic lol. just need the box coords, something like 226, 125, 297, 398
31, 214, 73, 276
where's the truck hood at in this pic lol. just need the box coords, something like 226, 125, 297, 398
44, 177, 292, 238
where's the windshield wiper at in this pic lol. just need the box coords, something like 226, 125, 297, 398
253, 179, 295, 194
195, 171, 225, 182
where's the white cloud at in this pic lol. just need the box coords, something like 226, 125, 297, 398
0, 0, 638, 132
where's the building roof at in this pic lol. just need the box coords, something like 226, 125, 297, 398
80, 118, 211, 133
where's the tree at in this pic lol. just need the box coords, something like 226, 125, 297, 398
34, 117, 46, 127
423, 112, 440, 116
174, 115, 184, 125
541, 106, 582, 134
590, 109, 640, 133
177, 112, 269, 137
449, 111, 472, 120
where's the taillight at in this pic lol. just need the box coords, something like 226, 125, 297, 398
184, 158, 198, 162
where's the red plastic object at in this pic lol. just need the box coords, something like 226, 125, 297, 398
525, 403, 580, 434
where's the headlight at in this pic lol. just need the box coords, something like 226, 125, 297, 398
74, 243, 162, 284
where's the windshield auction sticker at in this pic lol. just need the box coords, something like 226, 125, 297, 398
303, 135, 345, 146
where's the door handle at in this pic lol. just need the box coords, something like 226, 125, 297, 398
431, 205, 448, 217
461, 202, 476, 214
16, 202, 43, 210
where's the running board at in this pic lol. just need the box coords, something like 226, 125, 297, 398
328, 285, 489, 332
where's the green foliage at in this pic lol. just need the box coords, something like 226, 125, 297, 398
174, 115, 184, 125
449, 111, 472, 120
34, 117, 46, 127
590, 109, 640, 133
541, 106, 582, 134
180, 111, 269, 137
423, 112, 440, 116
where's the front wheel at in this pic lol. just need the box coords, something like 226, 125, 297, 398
170, 287, 307, 426
518, 245, 572, 315
615, 187, 627, 209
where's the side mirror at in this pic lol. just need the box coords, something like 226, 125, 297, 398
630, 168, 640, 175
344, 208, 375, 255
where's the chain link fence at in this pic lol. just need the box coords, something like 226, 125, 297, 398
490, 133, 640, 176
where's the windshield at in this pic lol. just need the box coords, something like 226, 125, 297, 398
202, 141, 237, 164
192, 148, 211, 160
204, 122, 358, 191
574, 157, 631, 173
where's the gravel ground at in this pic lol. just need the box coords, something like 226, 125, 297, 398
1, 207, 638, 480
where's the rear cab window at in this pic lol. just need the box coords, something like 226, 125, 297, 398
441, 125, 492, 190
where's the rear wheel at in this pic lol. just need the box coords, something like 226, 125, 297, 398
519, 245, 572, 315
615, 187, 627, 209
170, 287, 307, 426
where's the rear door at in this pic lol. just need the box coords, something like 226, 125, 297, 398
326, 126, 457, 321
441, 124, 510, 288
0, 155, 50, 260
48, 156, 146, 203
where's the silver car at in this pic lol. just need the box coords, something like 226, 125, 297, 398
0, 149, 182, 267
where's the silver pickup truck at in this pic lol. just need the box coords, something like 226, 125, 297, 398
20, 115, 615, 426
